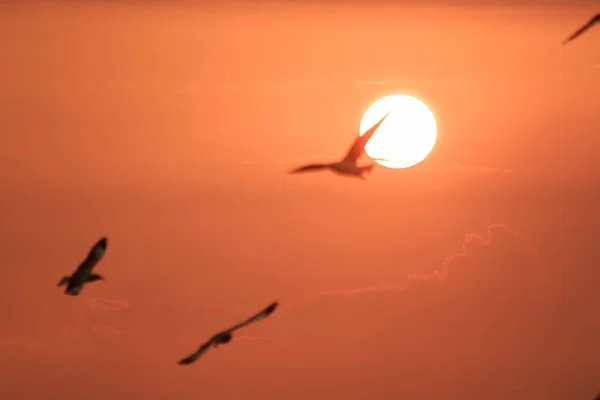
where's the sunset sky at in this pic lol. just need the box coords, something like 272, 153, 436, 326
1, 0, 599, 399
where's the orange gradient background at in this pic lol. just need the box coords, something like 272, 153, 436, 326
0, 1, 599, 399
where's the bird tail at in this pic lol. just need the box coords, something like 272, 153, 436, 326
57, 276, 71, 287
361, 164, 375, 174
86, 273, 105, 283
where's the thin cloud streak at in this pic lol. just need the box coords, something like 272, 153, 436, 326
88, 297, 130, 316
438, 164, 516, 174
233, 335, 274, 342
91, 324, 135, 339
181, 77, 487, 93
243, 156, 340, 166
0, 335, 70, 356
290, 223, 542, 309
243, 159, 516, 175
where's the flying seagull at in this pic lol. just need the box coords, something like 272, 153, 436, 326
178, 301, 278, 365
289, 112, 390, 179
57, 237, 107, 296
563, 13, 600, 45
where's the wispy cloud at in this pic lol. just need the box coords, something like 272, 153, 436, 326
292, 223, 543, 308
91, 324, 134, 339
88, 297, 130, 316
353, 77, 485, 89
233, 335, 273, 342
214, 76, 485, 91
437, 164, 516, 175
243, 156, 335, 166
242, 159, 516, 175
0, 335, 62, 356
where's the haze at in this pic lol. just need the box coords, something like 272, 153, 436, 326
0, 1, 599, 399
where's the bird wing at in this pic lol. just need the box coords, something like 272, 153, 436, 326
563, 15, 600, 44
289, 164, 330, 174
227, 302, 278, 333
57, 276, 70, 287
177, 340, 214, 365
73, 256, 97, 276
343, 112, 390, 164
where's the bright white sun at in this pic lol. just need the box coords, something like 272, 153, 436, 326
359, 94, 437, 169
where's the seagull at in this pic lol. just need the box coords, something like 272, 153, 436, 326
289, 112, 390, 179
57, 237, 107, 296
178, 301, 278, 365
563, 13, 600, 45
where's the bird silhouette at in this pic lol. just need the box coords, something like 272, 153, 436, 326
178, 302, 278, 365
289, 112, 390, 179
57, 237, 107, 296
563, 13, 600, 45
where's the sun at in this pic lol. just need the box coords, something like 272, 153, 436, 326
359, 95, 437, 169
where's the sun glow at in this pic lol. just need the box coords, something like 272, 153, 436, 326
359, 95, 437, 169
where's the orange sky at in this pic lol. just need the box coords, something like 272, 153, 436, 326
0, 1, 599, 399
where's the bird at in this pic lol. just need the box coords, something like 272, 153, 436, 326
57, 237, 107, 296
178, 301, 278, 365
562, 13, 600, 45
289, 112, 390, 179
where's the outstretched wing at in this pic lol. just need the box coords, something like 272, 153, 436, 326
74, 238, 107, 275
85, 274, 104, 283
563, 14, 600, 44
289, 164, 330, 174
227, 302, 279, 333
343, 112, 390, 164
177, 340, 213, 365
73, 257, 96, 276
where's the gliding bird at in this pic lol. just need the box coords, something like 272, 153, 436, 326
289, 112, 390, 179
57, 237, 107, 296
563, 13, 600, 44
178, 302, 278, 365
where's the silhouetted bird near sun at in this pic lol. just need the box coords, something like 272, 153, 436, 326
563, 13, 600, 44
178, 302, 278, 365
289, 112, 390, 179
57, 237, 107, 296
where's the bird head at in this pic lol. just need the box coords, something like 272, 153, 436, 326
65, 285, 82, 296
97, 237, 108, 250
265, 302, 279, 315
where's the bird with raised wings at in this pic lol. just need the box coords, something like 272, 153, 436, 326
178, 302, 278, 365
563, 13, 600, 44
57, 237, 107, 296
289, 112, 390, 179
